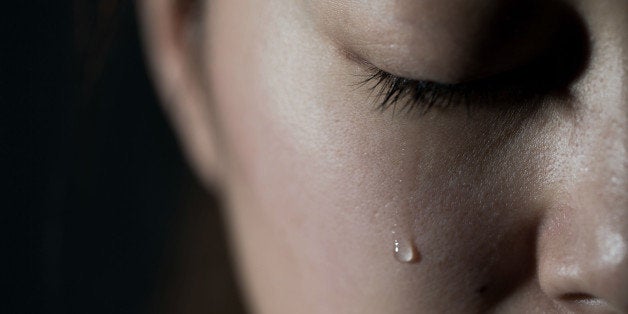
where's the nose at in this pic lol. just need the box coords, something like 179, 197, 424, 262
538, 201, 628, 313
536, 65, 628, 313
535, 1, 628, 310
536, 81, 628, 311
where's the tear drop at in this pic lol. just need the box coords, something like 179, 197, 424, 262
393, 238, 420, 263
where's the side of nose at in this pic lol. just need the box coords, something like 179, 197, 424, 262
536, 1, 628, 311
537, 81, 628, 311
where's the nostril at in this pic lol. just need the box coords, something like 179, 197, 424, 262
560, 293, 605, 306
558, 293, 619, 313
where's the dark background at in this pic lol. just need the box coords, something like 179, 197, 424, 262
5, 1, 244, 313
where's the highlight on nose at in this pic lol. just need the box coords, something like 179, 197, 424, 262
539, 220, 628, 312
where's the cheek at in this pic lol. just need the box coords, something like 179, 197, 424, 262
208, 0, 401, 290
207, 1, 560, 311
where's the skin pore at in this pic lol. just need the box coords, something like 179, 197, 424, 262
139, 0, 627, 313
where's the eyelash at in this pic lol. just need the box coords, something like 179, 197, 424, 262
359, 67, 543, 115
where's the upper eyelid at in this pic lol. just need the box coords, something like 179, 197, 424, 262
344, 48, 469, 90
355, 63, 549, 115
340, 38, 553, 114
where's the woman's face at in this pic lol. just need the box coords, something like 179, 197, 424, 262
141, 0, 627, 312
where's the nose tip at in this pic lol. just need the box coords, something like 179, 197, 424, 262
539, 222, 628, 313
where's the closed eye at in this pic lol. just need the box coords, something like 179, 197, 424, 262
353, 10, 590, 117
358, 66, 546, 116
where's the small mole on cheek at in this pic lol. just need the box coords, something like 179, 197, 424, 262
476, 284, 489, 295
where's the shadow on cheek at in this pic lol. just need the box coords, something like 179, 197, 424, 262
474, 213, 541, 310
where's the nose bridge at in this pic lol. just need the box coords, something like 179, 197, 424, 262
579, 107, 627, 220
566, 0, 628, 229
